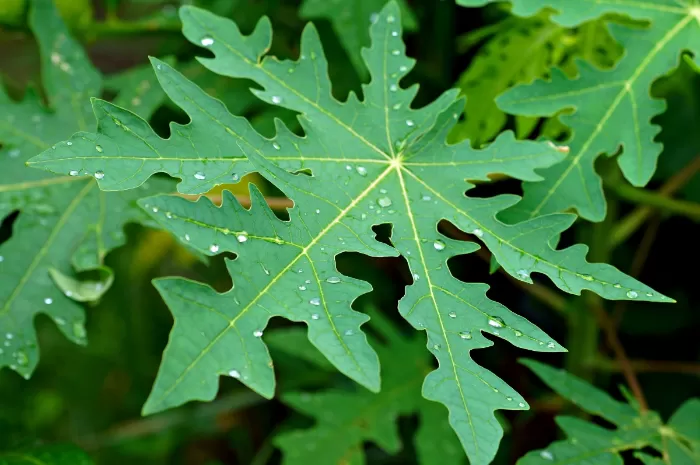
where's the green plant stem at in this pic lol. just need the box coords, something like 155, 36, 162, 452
610, 155, 700, 247
591, 358, 700, 376
85, 18, 182, 37
609, 183, 700, 220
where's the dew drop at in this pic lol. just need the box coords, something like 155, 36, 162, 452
298, 285, 307, 291
326, 276, 341, 284
184, 234, 191, 241
433, 240, 446, 251
229, 369, 241, 378
547, 341, 556, 349
0, 256, 3, 262
540, 451, 554, 461
448, 311, 457, 319
392, 31, 399, 37
210, 244, 220, 253
237, 232, 248, 243
519, 402, 526, 408
311, 313, 320, 320
422, 195, 432, 201
310, 297, 321, 306
15, 351, 28, 366
613, 283, 622, 289
253, 330, 263, 337
582, 274, 594, 281
488, 316, 505, 328
377, 196, 392, 207
315, 209, 320, 214
459, 331, 472, 340
73, 322, 87, 339
94, 170, 105, 180
392, 103, 401, 110
194, 171, 206, 180
271, 96, 282, 104
369, 12, 379, 23
95, 145, 103, 153
66, 141, 72, 146
6, 333, 13, 339
514, 330, 523, 337
399, 65, 408, 72
390, 84, 398, 92
152, 206, 159, 213
627, 290, 638, 299
69, 170, 79, 176
356, 166, 367, 176
44, 298, 53, 305
506, 396, 513, 401
231, 173, 240, 182
516, 269, 530, 280
272, 142, 280, 150
406, 119, 415, 127
392, 50, 400, 56
387, 15, 395, 23
200, 36, 214, 46
345, 329, 354, 336
412, 273, 419, 281
472, 228, 484, 238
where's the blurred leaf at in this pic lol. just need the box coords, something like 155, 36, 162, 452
518, 359, 699, 465
0, 443, 94, 465
0, 0, 171, 379
273, 321, 464, 465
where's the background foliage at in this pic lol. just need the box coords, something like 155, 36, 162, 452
0, 0, 698, 464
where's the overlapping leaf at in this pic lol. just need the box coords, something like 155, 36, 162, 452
453, 13, 619, 145
459, 0, 700, 221
271, 311, 463, 465
518, 359, 700, 465
28, 2, 671, 463
300, 0, 417, 78
0, 0, 170, 378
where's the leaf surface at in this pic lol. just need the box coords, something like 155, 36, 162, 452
28, 3, 671, 463
0, 0, 169, 378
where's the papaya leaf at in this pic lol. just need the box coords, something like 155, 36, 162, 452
300, 0, 417, 79
459, 0, 700, 221
27, 2, 671, 463
0, 0, 170, 378
453, 13, 620, 145
518, 359, 700, 465
0, 443, 94, 465
272, 312, 463, 465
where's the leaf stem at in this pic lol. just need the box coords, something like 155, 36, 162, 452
591, 358, 700, 376
608, 183, 700, 220
610, 155, 700, 247
83, 17, 182, 38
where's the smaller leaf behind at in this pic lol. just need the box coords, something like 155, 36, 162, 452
518, 359, 699, 465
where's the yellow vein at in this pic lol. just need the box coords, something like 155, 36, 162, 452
150, 165, 395, 406
0, 181, 94, 316
395, 165, 479, 453
528, 13, 695, 218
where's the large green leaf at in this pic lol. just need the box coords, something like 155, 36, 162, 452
518, 360, 700, 465
0, 444, 94, 465
300, 0, 417, 78
27, 2, 671, 463
459, 0, 700, 221
272, 310, 463, 465
0, 0, 170, 378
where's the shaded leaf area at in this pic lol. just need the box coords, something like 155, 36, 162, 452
458, 0, 700, 222
28, 2, 671, 464
300, 0, 417, 79
0, 443, 94, 465
453, 12, 620, 146
0, 0, 171, 378
518, 360, 700, 465
270, 310, 464, 465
